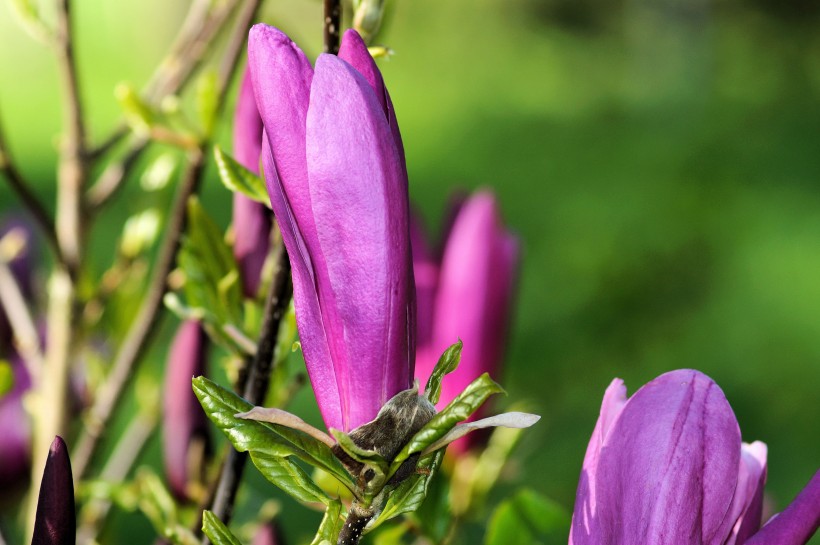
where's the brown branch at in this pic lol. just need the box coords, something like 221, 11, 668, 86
53, 0, 88, 274
0, 114, 59, 255
72, 0, 262, 479
324, 0, 342, 54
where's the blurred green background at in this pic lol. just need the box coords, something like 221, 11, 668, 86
1, 0, 819, 542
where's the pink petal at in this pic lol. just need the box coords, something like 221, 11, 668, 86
573, 370, 742, 545
306, 53, 413, 430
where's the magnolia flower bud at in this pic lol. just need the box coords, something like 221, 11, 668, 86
413, 191, 519, 452
162, 320, 211, 501
249, 26, 414, 432
32, 436, 75, 545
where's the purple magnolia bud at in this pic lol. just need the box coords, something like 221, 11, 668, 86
248, 26, 415, 432
232, 68, 272, 297
32, 436, 75, 545
570, 370, 818, 545
413, 192, 519, 415
0, 351, 32, 489
162, 320, 211, 501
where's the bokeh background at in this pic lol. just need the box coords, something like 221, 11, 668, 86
1, 0, 819, 542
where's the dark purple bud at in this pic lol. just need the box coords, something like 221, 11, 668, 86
162, 320, 211, 501
0, 352, 32, 489
31, 436, 75, 545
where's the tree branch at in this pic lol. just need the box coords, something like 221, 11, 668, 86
202, 244, 293, 542
72, 0, 262, 478
0, 256, 42, 380
26, 0, 89, 538
0, 114, 59, 256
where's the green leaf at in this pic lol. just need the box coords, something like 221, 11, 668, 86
250, 451, 332, 505
133, 469, 200, 545
424, 340, 462, 404
196, 70, 219, 136
193, 377, 355, 492
310, 498, 344, 545
484, 488, 570, 545
202, 511, 243, 545
0, 360, 13, 398
370, 450, 444, 530
213, 146, 270, 206
389, 373, 504, 476
115, 83, 156, 135
177, 197, 244, 352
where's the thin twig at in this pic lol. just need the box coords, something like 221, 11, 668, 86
203, 245, 293, 542
85, 125, 129, 162
72, 0, 261, 478
84, 136, 147, 208
53, 0, 88, 274
84, 0, 243, 210
324, 0, 342, 54
0, 113, 59, 256
0, 257, 42, 379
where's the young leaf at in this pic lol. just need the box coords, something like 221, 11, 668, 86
202, 511, 243, 545
133, 469, 200, 545
196, 70, 219, 137
310, 498, 344, 545
484, 489, 570, 545
213, 146, 270, 206
389, 373, 504, 476
115, 83, 156, 135
421, 412, 540, 455
369, 450, 445, 530
236, 407, 335, 447
250, 451, 332, 506
424, 340, 462, 404
193, 376, 355, 491
177, 198, 244, 352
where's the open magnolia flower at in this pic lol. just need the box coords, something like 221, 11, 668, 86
570, 369, 819, 545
